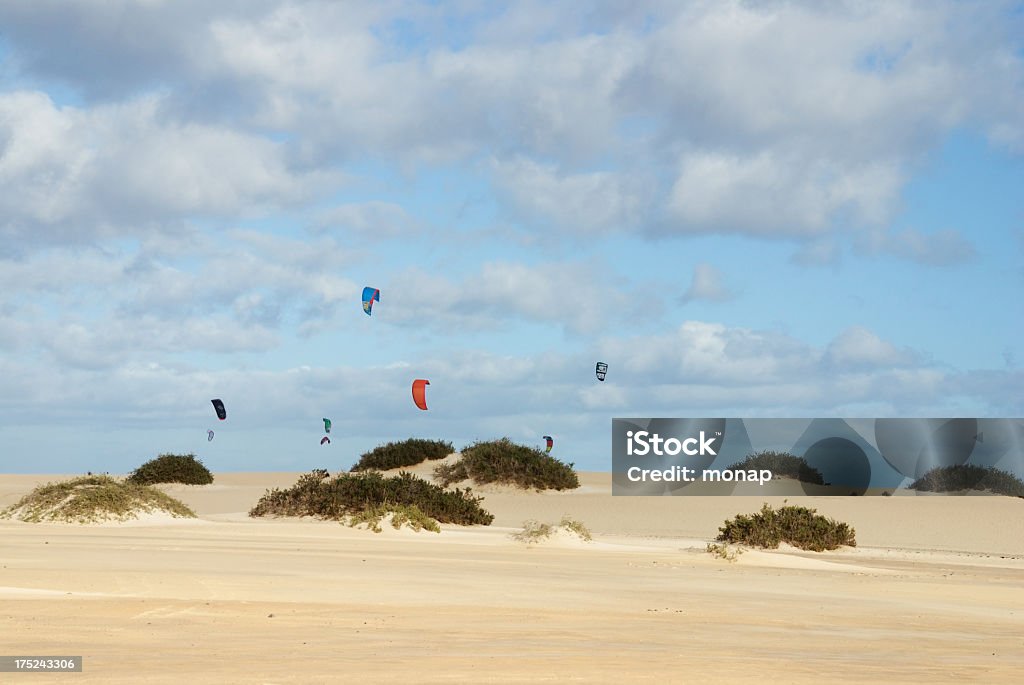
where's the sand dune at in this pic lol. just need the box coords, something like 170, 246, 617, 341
2, 470, 1023, 683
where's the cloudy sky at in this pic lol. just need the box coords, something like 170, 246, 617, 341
1, 0, 1021, 474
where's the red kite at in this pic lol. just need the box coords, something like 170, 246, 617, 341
412, 379, 430, 410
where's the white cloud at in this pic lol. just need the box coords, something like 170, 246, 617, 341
854, 227, 977, 266
2, 1, 1020, 249
0, 233, 358, 364
667, 149, 904, 236
0, 316, 1016, 474
48, 316, 280, 369
581, 321, 1009, 417
681, 263, 735, 303
0, 91, 333, 249
314, 201, 422, 241
91, 98, 326, 215
490, 157, 649, 234
598, 321, 817, 386
823, 326, 919, 370
627, 1, 1022, 239
625, 1, 1014, 155
385, 260, 641, 335
428, 33, 641, 162
0, 1, 266, 100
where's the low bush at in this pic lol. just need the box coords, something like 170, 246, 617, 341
706, 542, 743, 562
726, 451, 825, 484
250, 469, 493, 525
347, 504, 441, 533
510, 517, 592, 544
511, 520, 553, 543
250, 469, 331, 518
350, 439, 455, 472
1, 475, 196, 523
715, 503, 856, 552
910, 465, 1024, 497
127, 453, 213, 485
558, 517, 593, 541
434, 438, 579, 491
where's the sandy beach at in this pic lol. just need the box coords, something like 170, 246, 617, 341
2, 469, 1023, 683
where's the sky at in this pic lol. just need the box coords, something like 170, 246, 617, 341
0, 0, 1022, 474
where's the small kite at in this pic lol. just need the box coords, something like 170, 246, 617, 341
412, 379, 430, 410
323, 418, 332, 434
211, 398, 227, 420
543, 435, 553, 453
321, 436, 331, 446
595, 362, 608, 382
362, 287, 380, 316
207, 430, 215, 442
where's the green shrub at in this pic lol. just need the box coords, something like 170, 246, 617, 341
387, 504, 441, 533
350, 439, 455, 472
715, 503, 856, 552
511, 520, 553, 543
910, 465, 1024, 497
510, 517, 592, 544
250, 470, 493, 525
127, 453, 213, 485
435, 438, 579, 491
1, 475, 196, 523
248, 469, 331, 517
706, 542, 743, 562
726, 451, 825, 484
559, 516, 592, 541
432, 460, 467, 485
347, 504, 441, 533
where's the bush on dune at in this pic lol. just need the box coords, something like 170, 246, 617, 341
350, 439, 455, 472
347, 504, 441, 534
726, 451, 825, 485
511, 517, 592, 544
127, 453, 213, 486
715, 503, 856, 552
434, 438, 580, 491
250, 469, 332, 518
250, 469, 493, 526
1, 475, 196, 523
910, 465, 1024, 497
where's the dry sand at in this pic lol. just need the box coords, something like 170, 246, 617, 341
2, 469, 1023, 683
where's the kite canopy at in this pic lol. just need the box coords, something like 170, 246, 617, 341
361, 287, 380, 316
323, 418, 332, 433
207, 430, 215, 442
211, 398, 227, 420
595, 362, 608, 382
321, 436, 331, 446
412, 379, 430, 410
543, 435, 553, 453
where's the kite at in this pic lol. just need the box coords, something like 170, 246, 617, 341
207, 430, 215, 442
211, 398, 227, 420
412, 379, 430, 410
543, 435, 553, 453
321, 436, 331, 446
362, 287, 380, 316
323, 418, 332, 434
595, 362, 608, 382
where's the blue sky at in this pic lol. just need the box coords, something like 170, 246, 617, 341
0, 1, 1021, 474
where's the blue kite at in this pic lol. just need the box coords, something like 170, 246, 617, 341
362, 287, 380, 316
